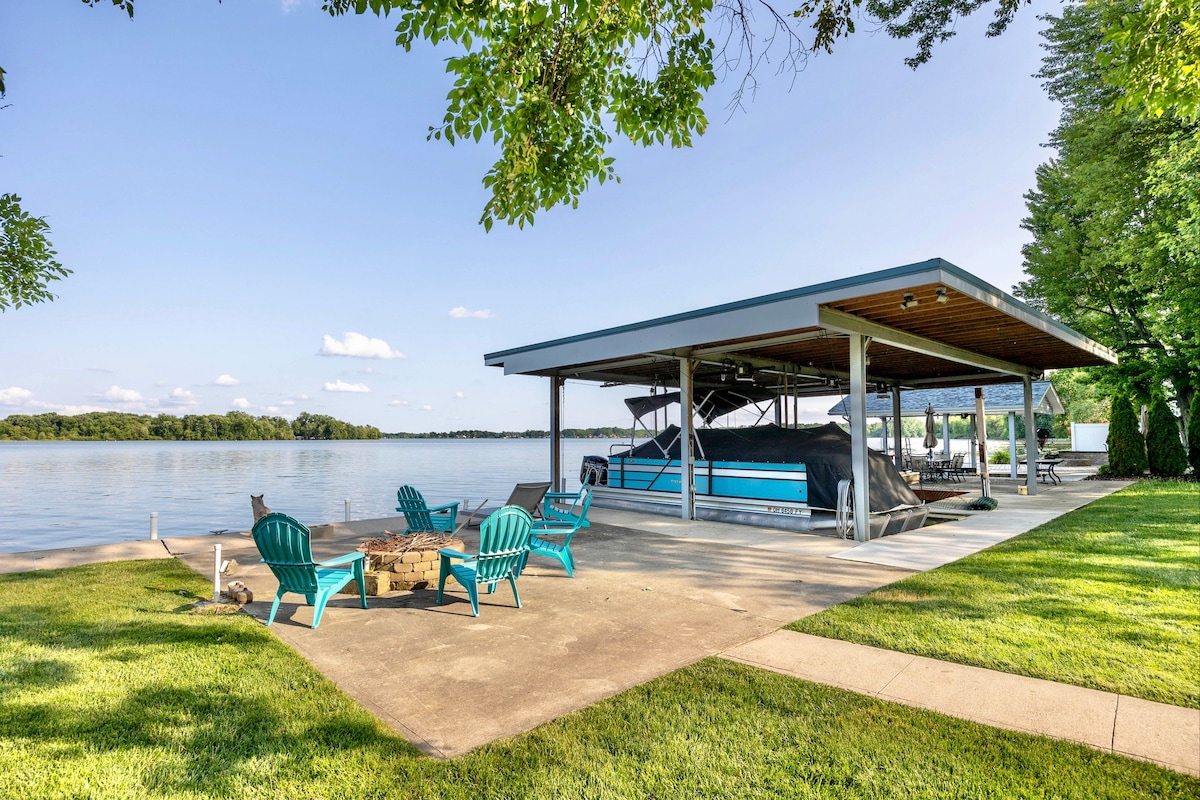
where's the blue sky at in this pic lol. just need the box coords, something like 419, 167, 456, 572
2, 0, 1062, 433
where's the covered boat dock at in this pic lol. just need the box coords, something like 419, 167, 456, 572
484, 258, 1116, 542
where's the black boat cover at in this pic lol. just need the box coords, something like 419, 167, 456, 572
614, 423, 921, 513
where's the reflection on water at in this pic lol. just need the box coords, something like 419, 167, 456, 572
0, 439, 625, 553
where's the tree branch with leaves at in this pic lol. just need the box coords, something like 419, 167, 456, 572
0, 194, 72, 312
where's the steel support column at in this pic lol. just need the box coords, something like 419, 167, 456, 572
549, 376, 563, 492
1008, 412, 1018, 479
1024, 376, 1039, 496
849, 334, 871, 542
892, 385, 903, 468
679, 358, 695, 520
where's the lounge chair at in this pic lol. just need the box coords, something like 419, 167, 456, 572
395, 485, 459, 535
437, 506, 533, 616
251, 512, 367, 629
462, 481, 551, 528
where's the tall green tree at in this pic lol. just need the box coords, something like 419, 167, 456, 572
1105, 393, 1147, 476
1145, 391, 1187, 477
1018, 2, 1199, 430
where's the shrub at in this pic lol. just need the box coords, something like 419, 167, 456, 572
989, 450, 1011, 464
1146, 392, 1188, 477
1106, 393, 1147, 477
1189, 391, 1200, 475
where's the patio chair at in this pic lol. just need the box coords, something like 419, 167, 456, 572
909, 454, 929, 482
437, 506, 533, 616
522, 484, 593, 577
396, 485, 459, 535
251, 512, 367, 629
948, 453, 966, 482
542, 482, 593, 528
462, 481, 551, 529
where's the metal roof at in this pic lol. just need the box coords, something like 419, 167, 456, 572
826, 380, 1065, 418
484, 258, 1117, 393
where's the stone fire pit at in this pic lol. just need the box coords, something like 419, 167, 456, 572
340, 531, 463, 596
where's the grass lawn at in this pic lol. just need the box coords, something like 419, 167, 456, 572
790, 480, 1200, 708
2, 559, 1197, 798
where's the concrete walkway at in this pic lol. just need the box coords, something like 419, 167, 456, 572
0, 538, 173, 574
723, 631, 1200, 777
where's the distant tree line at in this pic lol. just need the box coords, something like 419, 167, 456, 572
384, 427, 644, 439
0, 411, 381, 441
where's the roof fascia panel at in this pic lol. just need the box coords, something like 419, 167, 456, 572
490, 266, 945, 376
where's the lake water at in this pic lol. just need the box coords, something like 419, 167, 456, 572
0, 439, 628, 553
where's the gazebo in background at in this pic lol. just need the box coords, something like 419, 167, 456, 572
827, 380, 1065, 476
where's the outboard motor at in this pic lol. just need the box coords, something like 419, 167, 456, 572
580, 455, 609, 486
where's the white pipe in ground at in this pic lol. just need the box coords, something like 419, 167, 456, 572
150, 512, 158, 540
344, 498, 351, 522
213, 543, 222, 601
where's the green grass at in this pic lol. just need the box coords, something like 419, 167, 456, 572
790, 481, 1200, 707
2, 559, 1196, 798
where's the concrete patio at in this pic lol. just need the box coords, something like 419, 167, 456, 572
6, 476, 1195, 776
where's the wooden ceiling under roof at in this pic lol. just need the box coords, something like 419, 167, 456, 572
484, 260, 1117, 395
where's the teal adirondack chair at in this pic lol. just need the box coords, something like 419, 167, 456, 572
437, 506, 532, 616
525, 484, 592, 577
541, 483, 593, 528
396, 485, 460, 535
251, 512, 367, 629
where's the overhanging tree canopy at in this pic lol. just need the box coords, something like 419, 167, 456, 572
57, 1, 1195, 229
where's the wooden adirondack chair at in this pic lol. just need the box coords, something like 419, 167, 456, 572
395, 485, 459, 535
436, 506, 532, 616
524, 484, 593, 577
251, 512, 367, 629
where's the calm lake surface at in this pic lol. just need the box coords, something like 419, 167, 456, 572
0, 439, 626, 553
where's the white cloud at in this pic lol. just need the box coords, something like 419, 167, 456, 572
231, 397, 252, 409
102, 385, 144, 403
297, 394, 309, 400
0, 387, 112, 415
214, 374, 240, 386
449, 306, 496, 320
388, 399, 409, 407
454, 391, 465, 399
324, 380, 371, 393
0, 387, 34, 405
280, 0, 303, 13
281, 399, 295, 406
164, 387, 198, 407
265, 405, 280, 413
319, 332, 407, 360
421, 404, 433, 411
